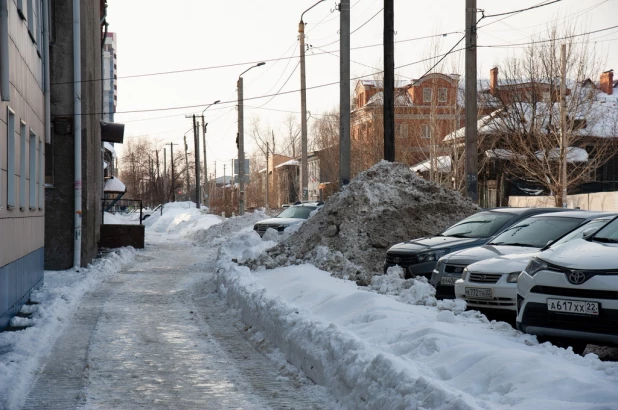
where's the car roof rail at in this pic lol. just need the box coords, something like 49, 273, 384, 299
293, 201, 302, 205
316, 201, 324, 205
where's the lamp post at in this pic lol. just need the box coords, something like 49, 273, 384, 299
201, 100, 220, 208
299, 0, 326, 201
237, 62, 265, 216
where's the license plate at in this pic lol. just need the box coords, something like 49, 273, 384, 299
547, 299, 599, 315
440, 277, 458, 285
465, 287, 493, 299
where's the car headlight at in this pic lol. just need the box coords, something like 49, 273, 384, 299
277, 225, 288, 232
418, 250, 448, 263
462, 267, 469, 281
524, 257, 548, 277
506, 271, 521, 283
435, 258, 446, 271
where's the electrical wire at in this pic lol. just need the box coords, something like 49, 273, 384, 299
482, 0, 563, 19
478, 24, 618, 48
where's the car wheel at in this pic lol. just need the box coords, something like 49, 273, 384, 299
142, 215, 151, 221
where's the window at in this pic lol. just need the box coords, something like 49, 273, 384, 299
7, 108, 15, 208
29, 130, 37, 209
38, 139, 43, 209
27, 0, 35, 40
396, 123, 408, 139
20, 121, 27, 209
438, 88, 448, 102
423, 88, 432, 103
422, 124, 431, 139
17, 0, 26, 20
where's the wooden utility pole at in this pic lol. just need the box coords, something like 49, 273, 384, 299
183, 135, 190, 199
201, 118, 208, 206
166, 142, 178, 202
193, 114, 201, 209
265, 141, 269, 209
340, 0, 351, 185
560, 43, 567, 208
465, 0, 478, 203
384, 0, 395, 161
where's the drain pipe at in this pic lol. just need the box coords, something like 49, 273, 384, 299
0, 0, 9, 101
43, 0, 50, 143
73, 0, 82, 270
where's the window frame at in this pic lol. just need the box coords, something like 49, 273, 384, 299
29, 129, 37, 210
7, 107, 16, 209
438, 88, 448, 103
421, 124, 431, 139
423, 88, 432, 103
17, 0, 27, 20
20, 120, 27, 210
38, 139, 43, 209
396, 123, 408, 139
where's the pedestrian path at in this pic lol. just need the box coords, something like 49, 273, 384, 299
23, 240, 334, 409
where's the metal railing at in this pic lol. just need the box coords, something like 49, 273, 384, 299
101, 198, 143, 225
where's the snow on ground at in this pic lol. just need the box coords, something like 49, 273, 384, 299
144, 201, 223, 240
102, 211, 140, 225
0, 248, 135, 409
245, 161, 480, 284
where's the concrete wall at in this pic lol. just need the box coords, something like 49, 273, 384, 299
45, 0, 102, 269
509, 192, 618, 212
0, 0, 46, 329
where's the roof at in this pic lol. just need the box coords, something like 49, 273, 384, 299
365, 91, 414, 107
104, 142, 116, 159
275, 159, 299, 168
103, 176, 126, 193
359, 79, 409, 88
486, 207, 567, 215
410, 156, 451, 173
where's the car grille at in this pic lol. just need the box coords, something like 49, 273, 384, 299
521, 302, 618, 336
385, 253, 419, 267
466, 297, 516, 308
435, 285, 456, 299
530, 286, 618, 300
469, 273, 502, 283
255, 224, 281, 235
444, 264, 466, 274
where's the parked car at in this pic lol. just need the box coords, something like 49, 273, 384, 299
384, 207, 563, 279
253, 201, 323, 237
454, 214, 615, 311
141, 204, 162, 221
516, 215, 618, 352
431, 210, 606, 299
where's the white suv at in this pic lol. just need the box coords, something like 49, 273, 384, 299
517, 216, 618, 352
253, 202, 323, 237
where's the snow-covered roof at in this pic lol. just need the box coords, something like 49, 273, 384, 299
275, 159, 299, 169
485, 148, 525, 160
360, 79, 409, 88
536, 147, 589, 163
104, 142, 116, 159
365, 91, 414, 107
103, 176, 126, 193
410, 156, 451, 173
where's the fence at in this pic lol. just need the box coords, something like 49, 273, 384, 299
508, 192, 618, 212
101, 198, 144, 225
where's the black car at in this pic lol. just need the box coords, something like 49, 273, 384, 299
384, 207, 568, 279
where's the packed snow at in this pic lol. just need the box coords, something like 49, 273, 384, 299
3, 164, 618, 409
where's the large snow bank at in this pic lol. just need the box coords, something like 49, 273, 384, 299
215, 230, 618, 410
245, 161, 479, 283
144, 201, 221, 240
0, 248, 135, 409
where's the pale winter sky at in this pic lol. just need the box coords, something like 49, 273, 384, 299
106, 0, 618, 178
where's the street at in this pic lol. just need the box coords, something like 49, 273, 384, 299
22, 239, 334, 409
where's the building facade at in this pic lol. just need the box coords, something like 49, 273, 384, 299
102, 31, 116, 123
0, 0, 47, 329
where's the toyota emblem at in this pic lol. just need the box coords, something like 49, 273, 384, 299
454, 267, 463, 273
568, 270, 586, 285
393, 257, 401, 264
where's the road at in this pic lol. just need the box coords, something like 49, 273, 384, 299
22, 238, 335, 409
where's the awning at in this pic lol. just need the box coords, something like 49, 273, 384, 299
104, 176, 126, 193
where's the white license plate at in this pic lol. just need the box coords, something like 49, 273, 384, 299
547, 299, 599, 315
440, 277, 458, 285
465, 287, 493, 299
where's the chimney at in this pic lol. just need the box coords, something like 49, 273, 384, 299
600, 70, 614, 95
489, 67, 499, 95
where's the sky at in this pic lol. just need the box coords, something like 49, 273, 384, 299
106, 0, 618, 179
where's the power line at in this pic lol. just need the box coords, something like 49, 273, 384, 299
478, 24, 618, 48
257, 62, 300, 108
482, 0, 563, 19
351, 7, 383, 35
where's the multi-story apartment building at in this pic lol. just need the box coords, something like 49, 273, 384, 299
0, 0, 48, 329
102, 32, 116, 123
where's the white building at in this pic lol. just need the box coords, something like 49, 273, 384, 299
102, 32, 117, 122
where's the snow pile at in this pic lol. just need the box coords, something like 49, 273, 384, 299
144, 201, 221, 240
217, 231, 277, 264
102, 212, 140, 225
189, 209, 268, 246
245, 161, 479, 283
370, 266, 439, 307
0, 248, 135, 409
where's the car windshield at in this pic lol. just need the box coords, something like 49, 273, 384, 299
489, 216, 583, 248
591, 217, 618, 243
549, 218, 611, 248
276, 206, 317, 220
440, 211, 515, 238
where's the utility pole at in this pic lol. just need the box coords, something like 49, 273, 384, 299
265, 141, 269, 209
560, 43, 567, 208
340, 0, 351, 186
192, 115, 201, 208
163, 147, 167, 176
183, 135, 190, 199
384, 0, 395, 161
299, 1, 325, 201
201, 119, 208, 206
166, 142, 178, 202
465, 0, 479, 203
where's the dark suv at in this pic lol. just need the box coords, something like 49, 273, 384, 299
384, 207, 566, 279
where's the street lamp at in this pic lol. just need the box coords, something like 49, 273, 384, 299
201, 100, 220, 207
237, 62, 265, 216
299, 1, 326, 202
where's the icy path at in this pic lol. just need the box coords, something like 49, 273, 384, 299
23, 240, 334, 409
